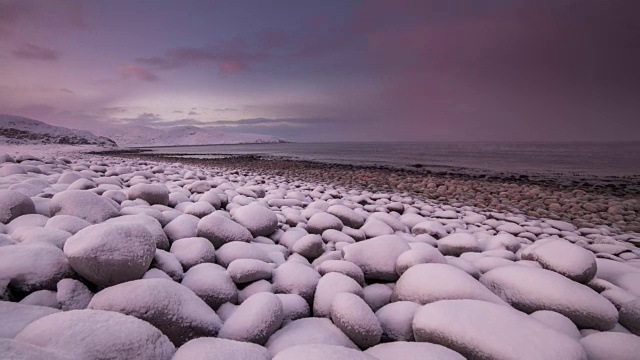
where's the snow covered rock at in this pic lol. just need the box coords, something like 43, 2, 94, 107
0, 244, 73, 293
273, 344, 376, 360
170, 237, 216, 270
411, 220, 447, 238
232, 204, 278, 236
19, 290, 58, 308
375, 301, 421, 342
0, 301, 59, 338
292, 234, 324, 260
163, 214, 199, 241
0, 190, 35, 224
619, 298, 640, 335
480, 265, 619, 330
326, 205, 365, 228
365, 342, 465, 360
105, 214, 169, 250
265, 318, 358, 356
181, 263, 237, 309
173, 337, 271, 360
127, 184, 169, 205
56, 278, 92, 311
50, 190, 118, 224
15, 309, 175, 360
331, 292, 382, 349
10, 226, 70, 249
88, 278, 222, 346
273, 261, 321, 303
276, 293, 310, 324
412, 299, 587, 360
343, 235, 410, 281
45, 215, 91, 235
64, 222, 155, 287
219, 292, 284, 345
0, 339, 75, 360
197, 213, 253, 248
437, 232, 481, 256
522, 239, 597, 283
395, 244, 446, 276
392, 263, 506, 305
307, 212, 344, 234
579, 332, 640, 360
313, 272, 363, 317
363, 283, 392, 312
316, 259, 365, 286
151, 249, 184, 281
227, 259, 273, 284
216, 242, 271, 268
530, 310, 581, 339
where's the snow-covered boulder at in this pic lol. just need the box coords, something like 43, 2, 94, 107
363, 284, 392, 312
56, 278, 92, 311
64, 222, 155, 287
151, 249, 184, 281
45, 215, 91, 235
313, 272, 363, 317
163, 214, 199, 241
395, 245, 446, 276
316, 260, 365, 286
292, 234, 324, 260
105, 214, 169, 250
480, 265, 619, 330
411, 220, 447, 238
273, 261, 321, 303
227, 259, 273, 284
530, 310, 581, 339
307, 212, 344, 234
169, 237, 216, 270
343, 235, 410, 281
579, 332, 640, 360
219, 292, 284, 345
327, 205, 364, 228
331, 292, 382, 349
413, 299, 587, 360
197, 213, 253, 248
181, 263, 237, 310
88, 278, 222, 345
0, 301, 59, 338
0, 190, 35, 224
265, 318, 358, 356
522, 239, 597, 283
15, 309, 175, 360
392, 263, 506, 305
365, 342, 465, 360
0, 244, 73, 293
375, 301, 421, 342
50, 190, 118, 224
0, 338, 75, 360
273, 344, 376, 360
19, 290, 58, 308
173, 337, 271, 360
127, 183, 169, 205
10, 226, 70, 249
276, 293, 310, 324
216, 242, 271, 268
232, 204, 278, 236
437, 232, 481, 256
619, 298, 640, 335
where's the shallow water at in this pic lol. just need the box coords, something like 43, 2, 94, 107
143, 142, 640, 178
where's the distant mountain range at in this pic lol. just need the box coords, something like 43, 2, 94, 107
0, 114, 117, 147
97, 124, 287, 147
0, 114, 287, 148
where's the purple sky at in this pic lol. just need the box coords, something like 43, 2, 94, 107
1, 0, 639, 141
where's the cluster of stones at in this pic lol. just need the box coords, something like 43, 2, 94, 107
0, 152, 639, 360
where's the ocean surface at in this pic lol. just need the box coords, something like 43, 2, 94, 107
143, 142, 640, 178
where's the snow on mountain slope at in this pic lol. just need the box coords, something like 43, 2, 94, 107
98, 125, 287, 147
0, 114, 117, 147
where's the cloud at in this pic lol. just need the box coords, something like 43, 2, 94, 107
60, 88, 74, 94
117, 65, 159, 82
12, 43, 60, 61
219, 60, 247, 74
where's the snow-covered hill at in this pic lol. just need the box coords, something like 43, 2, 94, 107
98, 125, 287, 147
0, 115, 117, 147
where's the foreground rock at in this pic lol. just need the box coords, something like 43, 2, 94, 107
219, 292, 284, 345
0, 244, 73, 293
50, 190, 118, 224
0, 301, 59, 338
15, 309, 175, 360
64, 222, 156, 287
0, 190, 35, 224
365, 342, 465, 360
88, 279, 222, 345
173, 337, 270, 360
480, 265, 618, 330
342, 235, 411, 281
522, 239, 597, 283
413, 299, 587, 360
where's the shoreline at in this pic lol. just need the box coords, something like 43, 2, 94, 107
100, 150, 640, 233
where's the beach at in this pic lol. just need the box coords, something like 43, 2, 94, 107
1, 146, 640, 359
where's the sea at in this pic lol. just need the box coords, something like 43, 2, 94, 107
142, 142, 640, 180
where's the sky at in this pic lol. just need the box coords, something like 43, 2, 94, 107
0, 0, 639, 142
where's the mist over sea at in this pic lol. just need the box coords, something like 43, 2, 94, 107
144, 141, 640, 178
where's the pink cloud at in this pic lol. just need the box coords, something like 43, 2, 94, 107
117, 65, 159, 82
218, 60, 247, 74
12, 43, 60, 61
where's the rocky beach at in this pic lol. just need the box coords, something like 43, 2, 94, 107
1, 147, 640, 359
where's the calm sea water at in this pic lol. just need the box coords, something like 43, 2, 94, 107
144, 142, 640, 178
